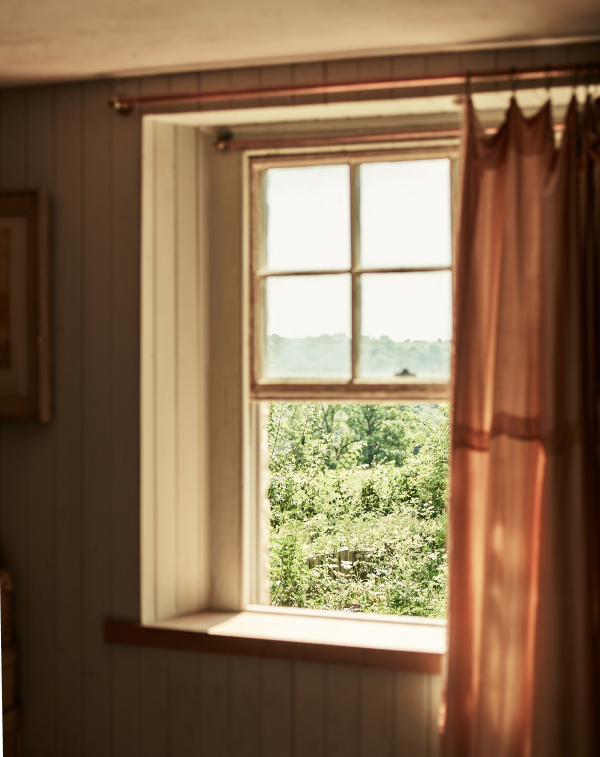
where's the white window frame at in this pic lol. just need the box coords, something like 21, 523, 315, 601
137, 108, 454, 669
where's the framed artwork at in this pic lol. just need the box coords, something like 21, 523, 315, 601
0, 190, 50, 421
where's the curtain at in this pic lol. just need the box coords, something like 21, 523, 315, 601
444, 96, 600, 757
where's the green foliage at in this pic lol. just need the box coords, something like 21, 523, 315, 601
267, 402, 449, 618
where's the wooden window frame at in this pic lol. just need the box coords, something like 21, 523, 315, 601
249, 147, 458, 403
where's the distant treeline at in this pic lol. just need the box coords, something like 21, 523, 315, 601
267, 334, 451, 379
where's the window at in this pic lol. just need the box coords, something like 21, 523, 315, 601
134, 113, 451, 669
248, 150, 456, 614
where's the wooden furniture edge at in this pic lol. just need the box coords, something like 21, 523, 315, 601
104, 618, 443, 674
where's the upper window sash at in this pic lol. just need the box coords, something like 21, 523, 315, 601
249, 147, 458, 402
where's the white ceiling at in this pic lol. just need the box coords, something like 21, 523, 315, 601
0, 0, 599, 86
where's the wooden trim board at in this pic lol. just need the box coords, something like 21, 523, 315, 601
105, 608, 446, 673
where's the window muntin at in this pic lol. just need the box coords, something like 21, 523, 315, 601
250, 150, 456, 402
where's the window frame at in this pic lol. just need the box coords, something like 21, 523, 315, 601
249, 146, 458, 403
130, 114, 453, 673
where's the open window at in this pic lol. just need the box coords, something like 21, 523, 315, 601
135, 105, 457, 668
247, 149, 456, 616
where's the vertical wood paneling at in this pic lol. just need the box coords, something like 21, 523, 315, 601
292, 62, 326, 105
138, 75, 171, 117
428, 674, 443, 757
53, 80, 84, 757
325, 665, 360, 757
24, 85, 56, 756
459, 50, 499, 95
198, 70, 232, 111
109, 75, 143, 757
567, 41, 600, 65
169, 72, 201, 114
459, 49, 497, 73
326, 59, 360, 103
140, 648, 169, 757
260, 65, 294, 107
230, 68, 262, 110
424, 52, 462, 76
358, 57, 393, 101
497, 46, 535, 73
230, 656, 261, 757
391, 54, 427, 100
154, 121, 178, 621
199, 653, 231, 757
394, 671, 429, 757
81, 78, 112, 757
293, 662, 326, 757
359, 669, 394, 757
261, 659, 292, 757
168, 650, 201, 757
109, 77, 142, 622
110, 645, 141, 757
533, 45, 570, 69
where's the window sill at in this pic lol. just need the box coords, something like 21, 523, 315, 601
105, 605, 446, 673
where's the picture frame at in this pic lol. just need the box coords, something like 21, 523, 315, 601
0, 190, 50, 421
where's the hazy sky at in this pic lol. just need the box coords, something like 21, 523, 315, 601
265, 160, 452, 342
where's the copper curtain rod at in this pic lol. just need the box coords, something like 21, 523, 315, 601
109, 64, 599, 113
212, 123, 567, 151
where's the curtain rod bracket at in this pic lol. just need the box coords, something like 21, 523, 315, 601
215, 131, 234, 151
108, 96, 132, 116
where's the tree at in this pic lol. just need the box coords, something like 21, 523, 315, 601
345, 404, 419, 467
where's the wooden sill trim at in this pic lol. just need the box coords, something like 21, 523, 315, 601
105, 607, 446, 674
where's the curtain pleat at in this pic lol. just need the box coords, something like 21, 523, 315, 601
444, 96, 600, 757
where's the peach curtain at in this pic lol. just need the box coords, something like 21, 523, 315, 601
444, 97, 600, 757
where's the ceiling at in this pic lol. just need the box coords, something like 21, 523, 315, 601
0, 0, 599, 86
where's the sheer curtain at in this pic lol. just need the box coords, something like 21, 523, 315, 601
444, 96, 600, 757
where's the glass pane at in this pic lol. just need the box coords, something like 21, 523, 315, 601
360, 272, 452, 379
265, 275, 351, 378
265, 165, 350, 271
360, 159, 452, 268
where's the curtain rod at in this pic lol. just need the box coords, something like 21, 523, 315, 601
108, 64, 599, 114
212, 123, 567, 151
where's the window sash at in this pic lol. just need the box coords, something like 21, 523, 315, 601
249, 147, 458, 402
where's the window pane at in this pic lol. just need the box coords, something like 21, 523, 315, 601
360, 159, 452, 268
265, 275, 351, 378
360, 272, 452, 379
265, 165, 351, 271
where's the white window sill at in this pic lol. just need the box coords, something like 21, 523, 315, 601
105, 605, 446, 673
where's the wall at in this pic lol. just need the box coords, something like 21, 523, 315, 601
0, 40, 598, 757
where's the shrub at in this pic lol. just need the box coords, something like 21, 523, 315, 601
267, 403, 449, 618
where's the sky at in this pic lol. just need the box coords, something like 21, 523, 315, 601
265, 159, 453, 343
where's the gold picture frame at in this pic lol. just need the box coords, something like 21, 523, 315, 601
0, 190, 50, 421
